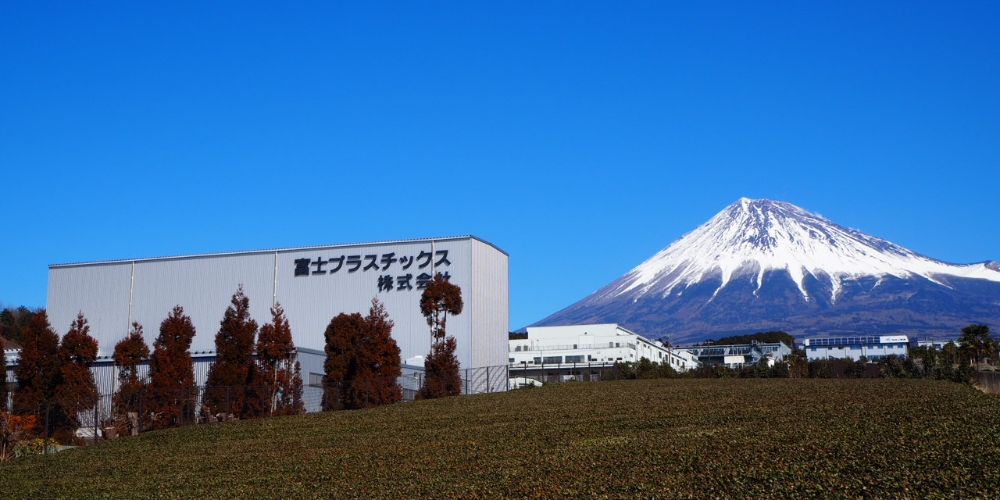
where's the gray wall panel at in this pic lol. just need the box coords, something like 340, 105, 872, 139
274, 239, 473, 366
47, 262, 132, 355
47, 236, 507, 370
470, 239, 509, 368
129, 253, 276, 353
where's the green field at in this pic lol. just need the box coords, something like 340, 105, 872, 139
2, 379, 999, 498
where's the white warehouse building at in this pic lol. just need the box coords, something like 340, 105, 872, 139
509, 324, 699, 383
802, 335, 910, 362
45, 236, 509, 395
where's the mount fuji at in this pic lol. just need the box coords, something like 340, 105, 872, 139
529, 198, 1000, 344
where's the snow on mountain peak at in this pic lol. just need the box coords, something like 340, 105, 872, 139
611, 198, 1000, 303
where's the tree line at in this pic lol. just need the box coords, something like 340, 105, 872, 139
605, 325, 998, 382
1, 274, 465, 456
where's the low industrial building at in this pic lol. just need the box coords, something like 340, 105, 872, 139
684, 341, 792, 369
802, 335, 909, 361
32, 236, 509, 405
508, 324, 699, 383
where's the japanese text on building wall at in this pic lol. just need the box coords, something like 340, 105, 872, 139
292, 249, 451, 292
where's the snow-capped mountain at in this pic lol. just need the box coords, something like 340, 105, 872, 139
529, 198, 1000, 344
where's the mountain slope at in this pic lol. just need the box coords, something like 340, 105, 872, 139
531, 198, 1000, 343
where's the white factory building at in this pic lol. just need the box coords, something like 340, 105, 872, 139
509, 324, 699, 383
802, 335, 910, 361
44, 236, 509, 396
685, 341, 793, 369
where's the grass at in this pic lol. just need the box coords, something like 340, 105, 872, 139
2, 378, 999, 498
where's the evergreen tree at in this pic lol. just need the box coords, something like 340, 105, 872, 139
958, 324, 998, 368
288, 361, 304, 414
203, 286, 259, 418
419, 274, 464, 399
12, 311, 60, 432
358, 299, 402, 407
54, 313, 99, 443
0, 305, 35, 345
148, 306, 196, 429
321, 299, 402, 410
112, 322, 150, 422
322, 312, 365, 411
254, 303, 303, 416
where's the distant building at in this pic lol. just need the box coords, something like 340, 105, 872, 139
508, 324, 699, 383
802, 335, 909, 361
916, 339, 957, 350
685, 341, 792, 369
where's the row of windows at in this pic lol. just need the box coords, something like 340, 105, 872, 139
809, 344, 907, 351
512, 342, 624, 352
509, 356, 624, 365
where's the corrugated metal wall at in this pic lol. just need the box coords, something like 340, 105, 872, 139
130, 253, 276, 353
46, 261, 132, 342
47, 237, 508, 370
470, 239, 509, 369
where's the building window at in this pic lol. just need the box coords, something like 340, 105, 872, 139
533, 357, 542, 364
309, 373, 324, 388
565, 355, 584, 363
542, 356, 562, 364
509, 358, 515, 363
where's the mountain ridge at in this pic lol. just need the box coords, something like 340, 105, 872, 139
529, 198, 1000, 343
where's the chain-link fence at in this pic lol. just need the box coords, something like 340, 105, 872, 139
0, 364, 509, 456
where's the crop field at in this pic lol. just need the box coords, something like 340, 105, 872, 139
1, 378, 999, 498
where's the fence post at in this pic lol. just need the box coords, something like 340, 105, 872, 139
95, 396, 99, 444
44, 403, 51, 455
138, 388, 143, 433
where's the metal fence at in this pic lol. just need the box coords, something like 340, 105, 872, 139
0, 364, 509, 455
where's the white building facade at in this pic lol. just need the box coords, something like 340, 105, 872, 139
509, 324, 699, 382
802, 335, 909, 361
685, 342, 793, 369
45, 236, 509, 394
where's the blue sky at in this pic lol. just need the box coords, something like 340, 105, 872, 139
2, 1, 998, 330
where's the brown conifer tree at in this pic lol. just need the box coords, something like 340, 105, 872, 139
112, 322, 150, 421
360, 298, 402, 407
12, 311, 60, 431
321, 299, 403, 410
203, 286, 258, 418
419, 274, 464, 399
288, 361, 304, 414
54, 313, 99, 443
322, 312, 365, 411
254, 303, 303, 416
148, 306, 196, 429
